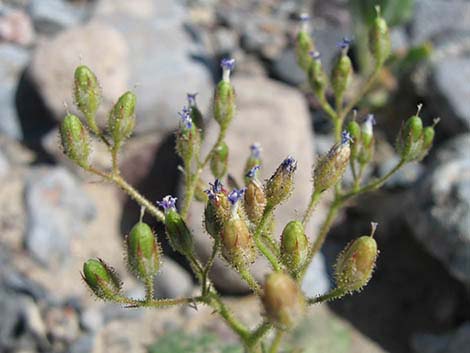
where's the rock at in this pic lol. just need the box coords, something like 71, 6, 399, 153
153, 257, 194, 299
430, 56, 470, 134
93, 0, 213, 135
406, 134, 470, 287
45, 305, 81, 346
0, 8, 35, 45
28, 0, 88, 35
301, 252, 330, 297
29, 21, 129, 128
377, 153, 424, 188
271, 48, 306, 86
80, 307, 104, 332
25, 166, 96, 267
0, 149, 9, 179
70, 334, 96, 353
187, 75, 327, 293
0, 43, 30, 139
411, 322, 470, 353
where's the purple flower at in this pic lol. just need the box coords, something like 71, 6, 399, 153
221, 58, 235, 71
336, 37, 353, 51
299, 13, 310, 22
187, 93, 198, 107
205, 179, 223, 200
157, 195, 177, 212
309, 51, 321, 60
250, 143, 262, 158
341, 130, 353, 145
178, 106, 193, 130
228, 187, 246, 205
245, 165, 261, 179
281, 156, 297, 173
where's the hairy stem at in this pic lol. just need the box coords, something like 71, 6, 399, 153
253, 206, 281, 271
239, 268, 261, 295
307, 287, 346, 305
268, 330, 285, 353
302, 190, 322, 226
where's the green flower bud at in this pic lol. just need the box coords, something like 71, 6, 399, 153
335, 223, 378, 293
357, 114, 376, 165
108, 91, 136, 149
126, 221, 160, 280
331, 39, 353, 102
396, 106, 424, 162
204, 180, 231, 239
244, 143, 262, 184
187, 93, 204, 134
221, 216, 256, 269
204, 200, 222, 239
314, 132, 351, 193
347, 120, 361, 161
295, 14, 314, 72
73, 65, 101, 134
262, 272, 305, 329
369, 6, 391, 67
307, 52, 328, 97
419, 126, 435, 159
244, 178, 266, 224
210, 142, 229, 179
82, 258, 121, 300
157, 196, 193, 256
60, 113, 90, 168
214, 59, 236, 129
265, 156, 297, 208
280, 221, 309, 273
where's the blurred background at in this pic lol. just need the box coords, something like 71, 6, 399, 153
0, 0, 469, 352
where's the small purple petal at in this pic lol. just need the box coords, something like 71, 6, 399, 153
187, 93, 198, 107
336, 37, 353, 50
178, 106, 193, 130
309, 51, 321, 60
245, 165, 261, 179
365, 114, 376, 126
281, 156, 297, 173
341, 130, 353, 145
157, 195, 177, 211
221, 58, 235, 71
228, 187, 246, 205
299, 13, 310, 22
205, 179, 223, 200
250, 143, 262, 158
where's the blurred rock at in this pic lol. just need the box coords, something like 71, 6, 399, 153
412, 322, 470, 353
28, 0, 88, 35
45, 305, 81, 347
94, 0, 213, 135
153, 257, 194, 299
70, 334, 95, 353
25, 166, 96, 267
0, 149, 9, 179
0, 8, 35, 45
406, 134, 470, 287
271, 48, 306, 86
80, 307, 104, 333
29, 21, 129, 128
301, 252, 330, 297
377, 154, 424, 188
187, 75, 327, 293
0, 43, 30, 139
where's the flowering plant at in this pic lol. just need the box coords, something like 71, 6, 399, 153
60, 7, 437, 353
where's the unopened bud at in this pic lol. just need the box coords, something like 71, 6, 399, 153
358, 114, 375, 164
187, 93, 204, 133
347, 120, 361, 161
82, 259, 121, 300
60, 113, 90, 168
262, 272, 305, 329
295, 15, 314, 72
244, 143, 262, 184
175, 106, 201, 162
314, 131, 351, 193
221, 216, 256, 269
335, 223, 378, 293
108, 91, 136, 149
127, 221, 160, 280
210, 142, 229, 178
244, 170, 266, 224
214, 59, 236, 129
369, 6, 391, 67
157, 196, 193, 256
396, 105, 424, 161
417, 120, 438, 160
331, 38, 353, 101
73, 65, 101, 134
307, 51, 327, 97
280, 221, 309, 273
265, 156, 297, 207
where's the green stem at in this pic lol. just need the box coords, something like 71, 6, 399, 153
268, 330, 285, 353
239, 268, 261, 295
307, 287, 346, 305
253, 206, 281, 271
248, 322, 272, 347
202, 240, 220, 295
114, 295, 203, 308
302, 190, 322, 226
144, 276, 154, 301
317, 94, 338, 122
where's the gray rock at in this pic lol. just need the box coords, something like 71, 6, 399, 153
271, 48, 306, 86
378, 154, 424, 188
28, 0, 88, 35
301, 252, 330, 297
187, 75, 327, 293
153, 257, 194, 299
25, 166, 96, 267
430, 56, 470, 134
94, 0, 213, 135
0, 43, 30, 139
80, 307, 104, 333
0, 149, 9, 179
406, 134, 470, 286
70, 334, 95, 353
412, 322, 470, 353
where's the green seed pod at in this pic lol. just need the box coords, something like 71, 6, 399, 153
335, 223, 378, 293
314, 132, 351, 193
396, 107, 424, 161
307, 52, 328, 98
244, 143, 262, 184
221, 217, 256, 269
347, 120, 361, 161
296, 31, 314, 72
331, 40, 353, 102
165, 209, 193, 256
214, 59, 236, 129
126, 222, 160, 280
108, 91, 136, 149
60, 113, 90, 168
265, 156, 297, 208
417, 125, 436, 161
244, 179, 266, 224
280, 221, 309, 273
357, 115, 376, 165
262, 272, 306, 329
204, 200, 222, 239
175, 125, 201, 163
82, 258, 121, 300
210, 142, 229, 179
73, 65, 101, 134
368, 6, 391, 67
